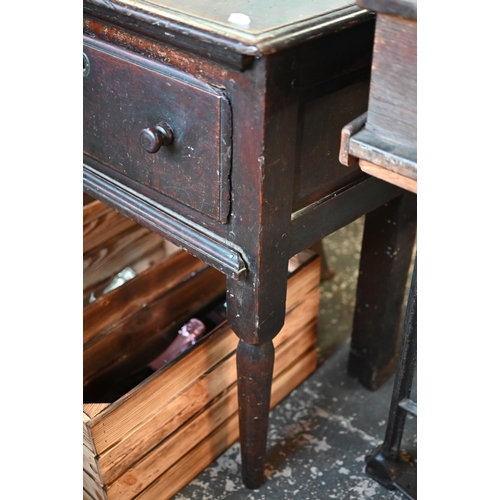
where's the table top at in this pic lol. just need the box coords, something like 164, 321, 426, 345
357, 0, 416, 19
84, 0, 371, 55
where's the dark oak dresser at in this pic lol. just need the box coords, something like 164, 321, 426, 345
83, 0, 416, 492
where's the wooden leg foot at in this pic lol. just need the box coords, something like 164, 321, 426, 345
236, 339, 275, 489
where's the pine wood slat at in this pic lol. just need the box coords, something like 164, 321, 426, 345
83, 413, 97, 454
84, 205, 138, 254
83, 224, 164, 293
83, 197, 112, 225
83, 250, 205, 345
83, 470, 108, 500
87, 321, 238, 455
84, 441, 104, 485
84, 403, 111, 419
82, 245, 167, 306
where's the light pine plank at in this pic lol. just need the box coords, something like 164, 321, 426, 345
269, 346, 318, 408
83, 489, 95, 500
83, 470, 108, 500
83, 225, 164, 292
82, 245, 168, 306
84, 403, 111, 419
83, 415, 96, 454
359, 160, 417, 193
101, 350, 238, 483
88, 324, 238, 454
83, 250, 205, 345
107, 385, 240, 500
285, 254, 320, 312
84, 441, 104, 485
84, 209, 138, 254
83, 265, 226, 388
83, 250, 320, 499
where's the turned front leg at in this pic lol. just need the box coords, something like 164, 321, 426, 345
226, 268, 288, 489
236, 339, 275, 489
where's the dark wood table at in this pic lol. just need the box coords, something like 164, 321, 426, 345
83, 0, 416, 489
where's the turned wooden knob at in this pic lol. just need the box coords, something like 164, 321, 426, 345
139, 122, 174, 153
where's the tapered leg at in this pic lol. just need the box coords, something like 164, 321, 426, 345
349, 191, 417, 390
236, 340, 275, 489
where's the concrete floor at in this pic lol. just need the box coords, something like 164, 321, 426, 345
175, 216, 417, 500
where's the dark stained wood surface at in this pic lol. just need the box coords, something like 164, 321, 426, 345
236, 340, 275, 488
83, 37, 232, 222
340, 0, 416, 183
365, 13, 416, 149
349, 191, 417, 390
84, 0, 373, 58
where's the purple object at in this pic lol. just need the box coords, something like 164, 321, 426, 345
148, 318, 206, 370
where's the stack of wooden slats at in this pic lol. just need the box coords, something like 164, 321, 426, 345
83, 196, 321, 500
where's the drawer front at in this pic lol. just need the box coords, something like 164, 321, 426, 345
83, 38, 232, 222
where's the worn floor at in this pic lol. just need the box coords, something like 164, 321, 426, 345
175, 216, 417, 500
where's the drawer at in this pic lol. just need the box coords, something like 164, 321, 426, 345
83, 37, 232, 222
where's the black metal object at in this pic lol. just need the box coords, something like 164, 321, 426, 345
365, 257, 417, 499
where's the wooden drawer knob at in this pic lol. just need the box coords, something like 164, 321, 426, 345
139, 122, 174, 153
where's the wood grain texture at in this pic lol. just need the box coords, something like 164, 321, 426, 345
83, 164, 247, 280
84, 441, 104, 485
83, 0, 371, 58
84, 403, 111, 419
83, 413, 97, 454
83, 265, 226, 391
365, 13, 416, 148
83, 196, 112, 224
84, 470, 108, 500
83, 249, 205, 345
83, 224, 164, 295
359, 159, 416, 193
84, 489, 96, 500
133, 347, 317, 500
84, 36, 232, 222
84, 200, 137, 253
82, 4, 398, 488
